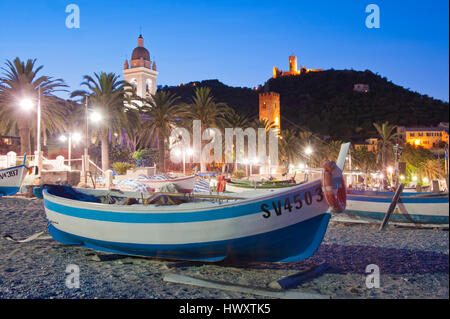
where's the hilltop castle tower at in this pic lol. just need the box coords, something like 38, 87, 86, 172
259, 92, 280, 133
273, 55, 323, 78
123, 34, 158, 102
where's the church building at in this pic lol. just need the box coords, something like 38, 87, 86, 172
123, 35, 158, 101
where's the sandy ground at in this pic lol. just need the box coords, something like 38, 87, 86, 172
0, 196, 448, 299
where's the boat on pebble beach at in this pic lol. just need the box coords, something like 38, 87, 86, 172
0, 155, 30, 196
41, 144, 350, 262
344, 190, 449, 225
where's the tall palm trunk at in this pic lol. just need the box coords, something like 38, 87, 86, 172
100, 131, 109, 171
158, 129, 165, 172
18, 119, 31, 155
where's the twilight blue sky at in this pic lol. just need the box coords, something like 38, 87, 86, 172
0, 0, 448, 101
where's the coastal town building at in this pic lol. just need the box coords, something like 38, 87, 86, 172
354, 138, 378, 152
353, 84, 370, 93
273, 56, 323, 78
259, 92, 280, 133
401, 125, 449, 149
123, 34, 158, 103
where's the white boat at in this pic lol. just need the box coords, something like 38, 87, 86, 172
41, 144, 351, 262
0, 155, 29, 196
344, 190, 449, 224
140, 175, 196, 193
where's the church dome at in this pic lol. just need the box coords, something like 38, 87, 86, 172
131, 47, 150, 61
131, 35, 150, 61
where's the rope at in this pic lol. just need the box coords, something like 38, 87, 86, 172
2, 231, 52, 243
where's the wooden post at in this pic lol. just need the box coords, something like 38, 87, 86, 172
269, 263, 329, 290
105, 169, 113, 189
379, 183, 404, 231
163, 273, 330, 299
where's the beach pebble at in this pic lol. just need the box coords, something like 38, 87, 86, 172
0, 197, 448, 299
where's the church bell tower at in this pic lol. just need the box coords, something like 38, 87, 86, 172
123, 34, 158, 103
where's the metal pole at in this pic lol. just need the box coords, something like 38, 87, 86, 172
84, 96, 89, 184
36, 86, 42, 176
37, 86, 41, 154
183, 149, 186, 175
68, 133, 72, 171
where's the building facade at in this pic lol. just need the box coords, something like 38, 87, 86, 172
354, 138, 378, 152
403, 126, 449, 149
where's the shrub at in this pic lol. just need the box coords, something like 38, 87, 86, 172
110, 145, 133, 163
133, 148, 158, 167
232, 169, 246, 179
112, 162, 135, 175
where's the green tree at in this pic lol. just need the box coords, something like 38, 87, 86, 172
373, 121, 400, 184
279, 129, 301, 170
138, 91, 186, 172
184, 87, 231, 171
71, 72, 130, 171
0, 58, 67, 155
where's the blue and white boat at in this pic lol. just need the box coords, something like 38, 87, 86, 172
0, 155, 30, 196
42, 144, 350, 262
344, 190, 449, 225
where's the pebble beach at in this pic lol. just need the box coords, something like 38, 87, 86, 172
0, 196, 448, 299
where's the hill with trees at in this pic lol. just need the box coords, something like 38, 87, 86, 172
161, 70, 449, 140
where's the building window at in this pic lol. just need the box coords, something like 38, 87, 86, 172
146, 79, 152, 93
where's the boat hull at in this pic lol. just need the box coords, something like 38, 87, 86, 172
43, 179, 331, 262
0, 165, 28, 196
345, 194, 449, 224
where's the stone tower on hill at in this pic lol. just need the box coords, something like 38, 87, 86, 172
259, 92, 280, 133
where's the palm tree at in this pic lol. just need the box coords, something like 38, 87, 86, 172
184, 87, 231, 171
71, 72, 129, 171
279, 129, 301, 171
139, 91, 186, 172
252, 118, 276, 132
373, 121, 400, 167
0, 58, 67, 155
373, 121, 400, 186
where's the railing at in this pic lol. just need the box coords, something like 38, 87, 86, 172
88, 159, 105, 176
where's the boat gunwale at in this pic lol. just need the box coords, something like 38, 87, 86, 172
140, 175, 196, 183
43, 177, 324, 214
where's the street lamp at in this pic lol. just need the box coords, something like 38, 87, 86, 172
20, 87, 42, 175
90, 111, 103, 123
243, 158, 249, 176
20, 99, 34, 111
174, 146, 193, 175
387, 166, 394, 186
250, 157, 258, 176
60, 132, 82, 170
305, 146, 313, 181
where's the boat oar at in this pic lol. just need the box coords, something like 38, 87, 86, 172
379, 183, 405, 231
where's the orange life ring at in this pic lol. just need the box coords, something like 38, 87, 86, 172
321, 161, 346, 213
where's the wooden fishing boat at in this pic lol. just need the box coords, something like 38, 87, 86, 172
140, 175, 196, 193
225, 180, 299, 193
0, 155, 30, 196
344, 190, 449, 225
42, 144, 350, 262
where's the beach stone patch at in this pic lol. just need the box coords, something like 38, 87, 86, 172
0, 197, 448, 299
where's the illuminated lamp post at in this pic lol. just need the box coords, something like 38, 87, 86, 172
60, 132, 82, 171
243, 158, 249, 177
20, 87, 42, 175
305, 146, 313, 181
